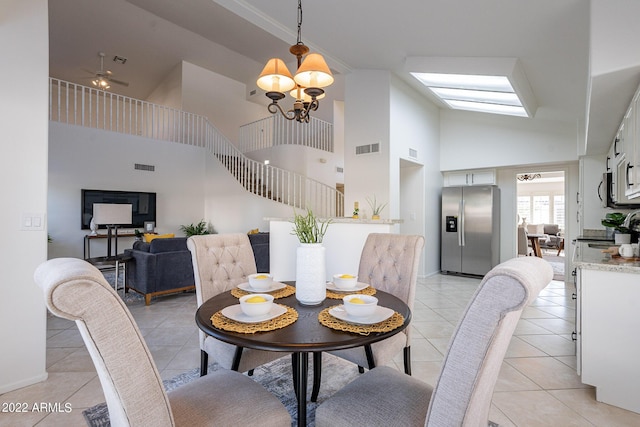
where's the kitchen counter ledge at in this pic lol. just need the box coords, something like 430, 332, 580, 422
572, 241, 640, 274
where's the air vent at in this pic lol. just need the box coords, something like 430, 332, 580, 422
336, 166, 344, 173
409, 148, 418, 159
134, 163, 155, 172
355, 143, 380, 155
250, 89, 257, 96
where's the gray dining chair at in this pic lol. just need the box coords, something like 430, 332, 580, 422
329, 233, 425, 370
310, 233, 424, 402
187, 233, 290, 375
34, 257, 290, 427
315, 256, 553, 427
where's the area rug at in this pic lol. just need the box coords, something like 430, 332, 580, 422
83, 353, 360, 427
101, 270, 144, 305
542, 254, 566, 281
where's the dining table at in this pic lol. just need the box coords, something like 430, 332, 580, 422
195, 282, 411, 426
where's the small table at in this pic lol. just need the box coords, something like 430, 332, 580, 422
86, 254, 132, 292
527, 234, 544, 258
195, 288, 411, 426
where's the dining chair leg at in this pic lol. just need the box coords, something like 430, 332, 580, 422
200, 350, 208, 377
292, 353, 299, 398
358, 366, 365, 373
231, 346, 243, 371
403, 346, 412, 375
248, 369, 254, 376
311, 352, 322, 402
365, 344, 376, 370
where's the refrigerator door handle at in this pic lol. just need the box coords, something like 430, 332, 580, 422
459, 200, 465, 246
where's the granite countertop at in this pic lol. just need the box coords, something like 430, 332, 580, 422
573, 241, 640, 274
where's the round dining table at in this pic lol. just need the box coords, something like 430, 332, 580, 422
195, 285, 411, 426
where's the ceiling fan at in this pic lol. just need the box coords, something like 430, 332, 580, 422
87, 52, 129, 89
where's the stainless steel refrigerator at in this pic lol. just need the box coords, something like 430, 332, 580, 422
441, 185, 500, 276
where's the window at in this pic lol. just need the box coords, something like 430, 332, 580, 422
532, 196, 550, 224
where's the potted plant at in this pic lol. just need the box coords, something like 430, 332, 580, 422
180, 220, 212, 237
133, 229, 143, 242
602, 212, 631, 244
290, 208, 331, 305
366, 195, 388, 220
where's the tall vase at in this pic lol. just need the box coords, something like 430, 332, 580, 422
295, 243, 326, 306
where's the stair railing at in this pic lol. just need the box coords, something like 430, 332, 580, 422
238, 114, 333, 154
49, 78, 343, 217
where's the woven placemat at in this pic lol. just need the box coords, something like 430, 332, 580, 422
211, 304, 298, 334
231, 284, 296, 299
318, 305, 404, 336
326, 286, 376, 300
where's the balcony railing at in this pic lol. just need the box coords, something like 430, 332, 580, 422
49, 78, 343, 217
238, 114, 333, 154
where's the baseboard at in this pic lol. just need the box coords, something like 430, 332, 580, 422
0, 371, 48, 394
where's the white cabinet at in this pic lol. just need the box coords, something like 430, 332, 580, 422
576, 267, 640, 414
444, 169, 495, 186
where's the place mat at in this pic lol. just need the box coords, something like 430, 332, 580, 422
326, 286, 376, 300
211, 304, 298, 334
231, 284, 296, 299
317, 306, 404, 336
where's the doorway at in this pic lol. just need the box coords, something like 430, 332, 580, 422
516, 170, 565, 281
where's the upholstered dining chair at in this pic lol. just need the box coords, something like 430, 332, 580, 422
309, 233, 424, 402
187, 233, 290, 376
34, 258, 291, 427
330, 233, 425, 372
315, 256, 553, 427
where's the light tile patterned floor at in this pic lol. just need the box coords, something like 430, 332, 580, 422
2, 274, 640, 426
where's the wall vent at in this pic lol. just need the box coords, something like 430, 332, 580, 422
355, 143, 380, 155
134, 163, 155, 172
250, 89, 257, 96
409, 148, 418, 159
336, 166, 344, 173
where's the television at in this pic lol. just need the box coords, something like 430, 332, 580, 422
81, 189, 157, 230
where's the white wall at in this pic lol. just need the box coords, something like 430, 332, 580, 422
390, 75, 442, 276
181, 62, 266, 143
146, 62, 183, 109
48, 123, 207, 258
440, 110, 578, 171
344, 70, 392, 218
0, 0, 49, 393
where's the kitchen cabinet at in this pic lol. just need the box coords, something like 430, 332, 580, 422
573, 246, 640, 414
443, 169, 495, 186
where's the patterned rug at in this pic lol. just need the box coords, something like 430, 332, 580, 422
101, 270, 144, 304
83, 354, 360, 427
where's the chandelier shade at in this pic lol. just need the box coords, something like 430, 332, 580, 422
257, 58, 296, 93
293, 53, 334, 88
256, 0, 332, 123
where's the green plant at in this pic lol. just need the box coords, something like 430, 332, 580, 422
366, 194, 388, 216
180, 220, 211, 237
134, 229, 142, 238
291, 208, 331, 243
601, 212, 631, 234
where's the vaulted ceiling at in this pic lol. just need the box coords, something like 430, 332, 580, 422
48, 0, 640, 156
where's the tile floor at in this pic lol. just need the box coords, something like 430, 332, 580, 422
2, 273, 640, 426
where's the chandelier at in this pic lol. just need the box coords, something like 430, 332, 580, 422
517, 173, 541, 181
256, 0, 333, 123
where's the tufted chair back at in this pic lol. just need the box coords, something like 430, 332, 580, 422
187, 233, 289, 375
358, 233, 425, 340
187, 234, 258, 307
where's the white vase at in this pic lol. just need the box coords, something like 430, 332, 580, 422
295, 243, 326, 306
89, 217, 98, 236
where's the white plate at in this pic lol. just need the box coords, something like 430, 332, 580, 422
221, 304, 287, 323
237, 281, 287, 293
329, 305, 395, 325
326, 281, 370, 292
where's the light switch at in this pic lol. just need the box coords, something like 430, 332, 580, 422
21, 212, 45, 231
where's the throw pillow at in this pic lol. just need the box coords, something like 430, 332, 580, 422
144, 233, 175, 243
247, 228, 259, 235
526, 224, 545, 235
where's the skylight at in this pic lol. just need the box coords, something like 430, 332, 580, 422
411, 72, 528, 117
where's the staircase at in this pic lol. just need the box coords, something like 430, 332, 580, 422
49, 78, 343, 217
